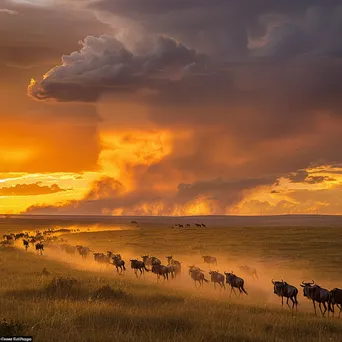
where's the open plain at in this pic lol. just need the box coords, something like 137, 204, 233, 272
1, 215, 342, 341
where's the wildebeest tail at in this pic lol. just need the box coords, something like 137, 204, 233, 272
143, 263, 150, 272
203, 278, 209, 283
254, 270, 258, 279
123, 264, 126, 271
241, 285, 248, 295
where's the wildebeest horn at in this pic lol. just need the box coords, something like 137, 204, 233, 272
301, 281, 306, 285
271, 279, 275, 285
311, 280, 315, 285
281, 279, 284, 283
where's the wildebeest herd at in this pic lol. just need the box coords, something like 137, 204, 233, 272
1, 229, 342, 318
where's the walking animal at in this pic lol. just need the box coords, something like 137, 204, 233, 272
22, 239, 29, 251
112, 254, 126, 273
330, 288, 342, 317
209, 271, 225, 291
151, 264, 169, 282
272, 279, 298, 310
35, 242, 44, 255
166, 256, 181, 276
238, 265, 258, 280
189, 268, 209, 288
300, 281, 332, 316
224, 272, 248, 297
130, 259, 149, 277
202, 255, 217, 267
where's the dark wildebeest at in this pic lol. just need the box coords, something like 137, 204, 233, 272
201, 224, 206, 227
330, 288, 342, 317
225, 272, 248, 297
300, 281, 332, 316
35, 242, 44, 255
186, 224, 191, 227
195, 224, 202, 227
152, 264, 169, 282
166, 255, 182, 276
112, 254, 126, 273
202, 255, 217, 268
22, 239, 29, 251
189, 268, 209, 288
272, 279, 298, 310
179, 224, 184, 228
130, 259, 150, 277
238, 265, 258, 280
209, 271, 225, 291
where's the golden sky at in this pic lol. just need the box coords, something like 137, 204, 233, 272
1, 0, 342, 215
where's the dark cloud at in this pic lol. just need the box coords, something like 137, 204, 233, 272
288, 170, 309, 183
0, 182, 68, 196
305, 175, 336, 184
28, 34, 208, 102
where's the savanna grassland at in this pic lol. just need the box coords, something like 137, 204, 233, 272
1, 215, 342, 342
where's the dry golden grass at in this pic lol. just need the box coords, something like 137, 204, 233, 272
1, 218, 342, 341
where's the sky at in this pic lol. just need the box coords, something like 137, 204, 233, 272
1, 0, 342, 215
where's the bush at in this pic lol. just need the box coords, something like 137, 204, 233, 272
0, 319, 26, 336
91, 285, 126, 301
44, 277, 78, 297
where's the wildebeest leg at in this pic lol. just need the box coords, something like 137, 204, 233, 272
230, 286, 233, 298
232, 287, 238, 297
286, 297, 291, 309
281, 296, 284, 308
312, 300, 317, 315
214, 283, 216, 290
319, 302, 327, 316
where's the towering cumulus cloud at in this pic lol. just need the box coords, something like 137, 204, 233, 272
23, 0, 342, 215
28, 34, 207, 102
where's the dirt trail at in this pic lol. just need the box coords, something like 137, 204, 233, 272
13, 237, 327, 315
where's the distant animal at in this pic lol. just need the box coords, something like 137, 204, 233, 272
272, 279, 298, 310
202, 255, 217, 267
238, 265, 258, 280
300, 281, 332, 316
112, 254, 126, 273
130, 221, 138, 224
35, 242, 44, 255
201, 224, 206, 227
224, 272, 248, 297
179, 224, 184, 228
130, 259, 149, 277
189, 268, 209, 288
209, 271, 225, 291
186, 224, 191, 227
22, 239, 29, 251
195, 224, 202, 227
152, 264, 169, 282
330, 288, 342, 317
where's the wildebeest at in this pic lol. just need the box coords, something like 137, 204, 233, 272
272, 279, 298, 310
112, 254, 126, 273
195, 224, 202, 227
300, 281, 332, 316
202, 255, 217, 267
22, 239, 29, 251
142, 255, 161, 266
188, 265, 203, 275
201, 224, 206, 227
238, 265, 258, 280
224, 272, 248, 297
330, 288, 342, 317
35, 242, 44, 255
186, 224, 191, 227
130, 259, 150, 277
189, 268, 209, 288
152, 264, 169, 282
209, 271, 225, 291
93, 252, 110, 266
166, 256, 181, 276
76, 245, 90, 259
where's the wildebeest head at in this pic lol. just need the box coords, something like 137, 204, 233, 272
300, 280, 316, 298
272, 279, 286, 295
